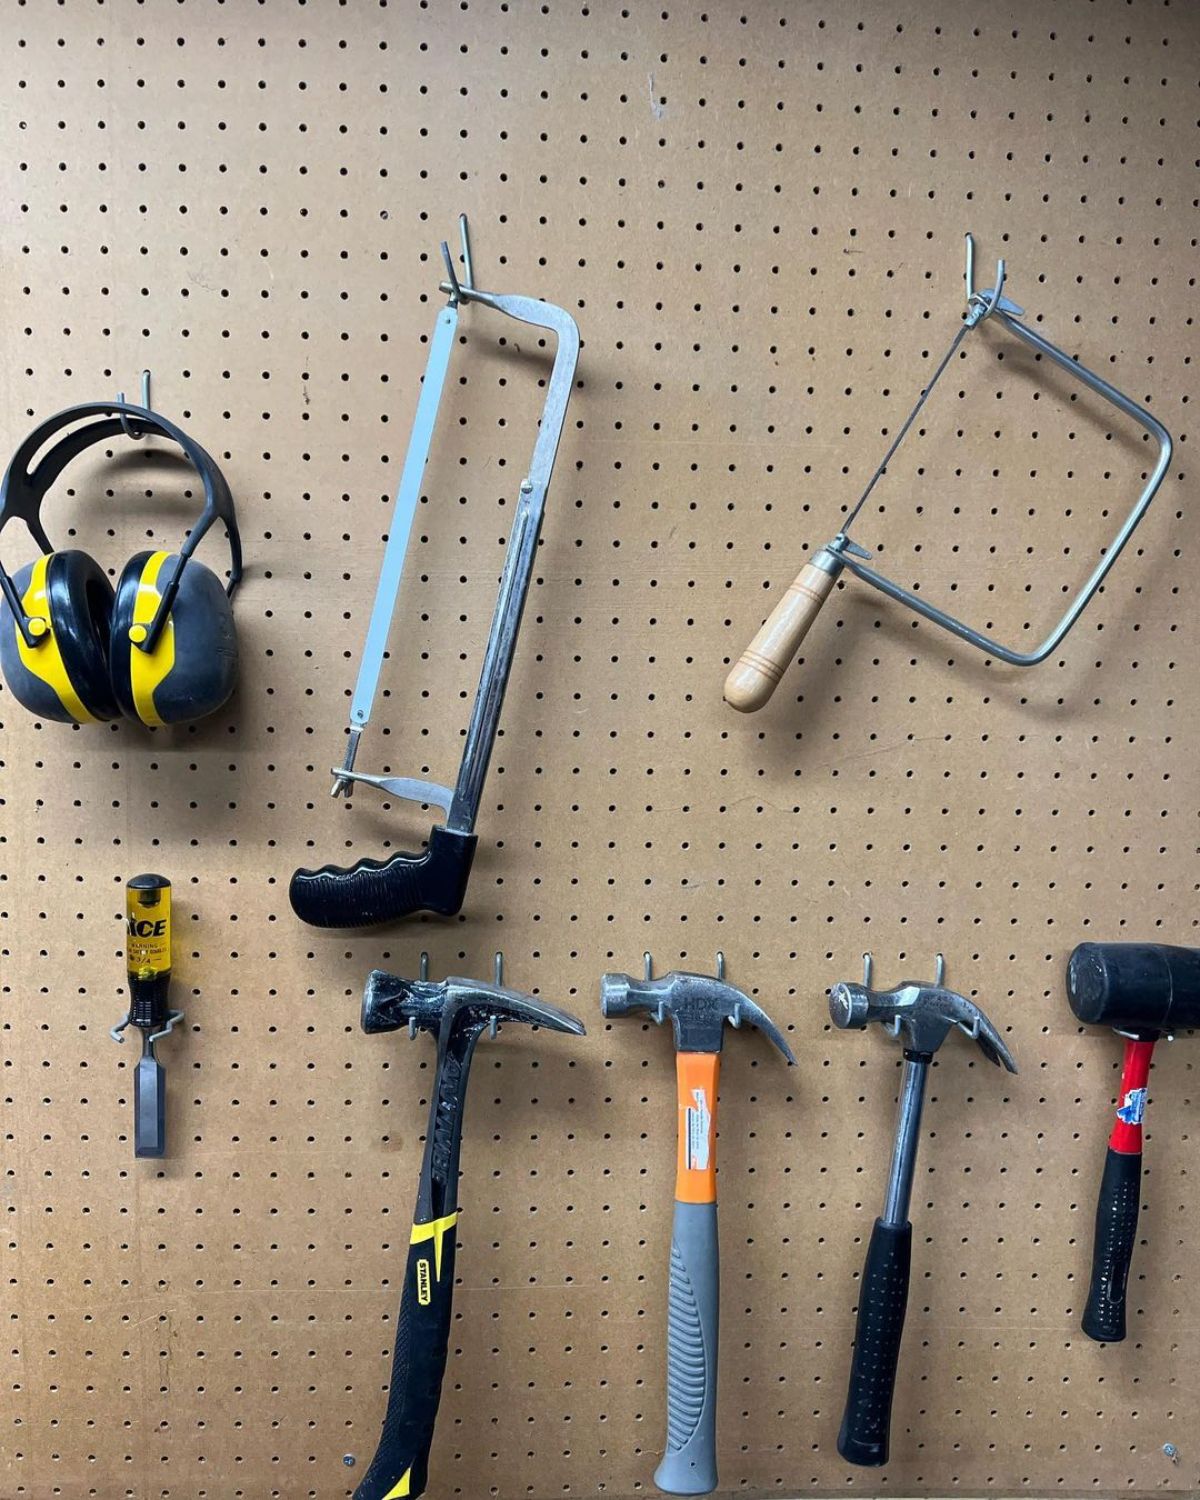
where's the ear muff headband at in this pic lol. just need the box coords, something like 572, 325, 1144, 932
14, 554, 99, 724
125, 551, 176, 728
0, 399, 242, 654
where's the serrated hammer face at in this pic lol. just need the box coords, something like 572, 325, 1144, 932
829, 979, 1017, 1072
601, 969, 794, 1062
362, 969, 586, 1042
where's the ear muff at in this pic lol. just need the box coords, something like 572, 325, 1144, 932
110, 550, 238, 727
0, 550, 120, 723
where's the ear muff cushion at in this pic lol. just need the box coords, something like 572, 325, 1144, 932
0, 551, 119, 723
110, 551, 238, 726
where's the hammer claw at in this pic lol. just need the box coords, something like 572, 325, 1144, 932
962, 1010, 1018, 1072
737, 995, 795, 1065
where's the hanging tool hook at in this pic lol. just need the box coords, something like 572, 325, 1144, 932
458, 212, 474, 291
440, 213, 476, 306
116, 369, 152, 439
963, 233, 1007, 327
440, 240, 462, 305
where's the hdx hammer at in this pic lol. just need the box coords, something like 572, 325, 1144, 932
1066, 942, 1200, 1343
352, 955, 585, 1500
829, 955, 1017, 1468
601, 955, 794, 1496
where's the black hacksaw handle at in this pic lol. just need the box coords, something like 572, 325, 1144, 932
289, 826, 477, 928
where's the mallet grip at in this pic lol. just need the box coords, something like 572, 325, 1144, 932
1082, 1036, 1154, 1342
656, 1052, 721, 1496
724, 550, 842, 713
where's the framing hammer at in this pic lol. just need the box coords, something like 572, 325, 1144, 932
351, 953, 584, 1500
601, 954, 794, 1495
1066, 942, 1200, 1343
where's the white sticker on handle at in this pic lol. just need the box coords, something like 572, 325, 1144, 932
686, 1088, 711, 1171
1117, 1086, 1147, 1125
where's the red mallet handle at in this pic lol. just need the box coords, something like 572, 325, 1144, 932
1082, 1036, 1155, 1342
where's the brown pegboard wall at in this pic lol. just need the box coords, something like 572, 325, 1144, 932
0, 2, 1195, 1496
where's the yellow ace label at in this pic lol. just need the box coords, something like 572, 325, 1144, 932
125, 877, 172, 978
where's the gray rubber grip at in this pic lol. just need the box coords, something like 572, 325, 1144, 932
654, 1200, 719, 1496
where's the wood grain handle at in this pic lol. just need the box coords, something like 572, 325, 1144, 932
724, 553, 842, 712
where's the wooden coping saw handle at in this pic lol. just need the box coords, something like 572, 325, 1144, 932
723, 548, 843, 713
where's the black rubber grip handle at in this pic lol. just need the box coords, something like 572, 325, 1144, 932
288, 826, 477, 929
1082, 1146, 1143, 1343
353, 1219, 459, 1500
838, 1218, 911, 1468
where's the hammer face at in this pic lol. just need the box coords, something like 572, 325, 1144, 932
1067, 942, 1200, 1034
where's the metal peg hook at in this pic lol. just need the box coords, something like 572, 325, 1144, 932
862, 952, 874, 988
419, 952, 430, 982
458, 212, 474, 291
440, 240, 462, 305
933, 953, 946, 987
963, 234, 1007, 326
493, 951, 504, 986
440, 213, 476, 305
715, 950, 726, 981
643, 951, 654, 982
116, 369, 152, 439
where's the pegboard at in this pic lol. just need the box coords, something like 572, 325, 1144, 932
0, 1, 1195, 1496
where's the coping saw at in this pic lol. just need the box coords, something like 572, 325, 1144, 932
724, 233, 1173, 713
290, 216, 580, 928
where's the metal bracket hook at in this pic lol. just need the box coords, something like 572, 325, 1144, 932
963, 234, 1017, 327
440, 213, 475, 306
110, 1006, 184, 1048
116, 369, 153, 439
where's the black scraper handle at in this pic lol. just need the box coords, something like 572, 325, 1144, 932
288, 826, 477, 929
838, 1217, 911, 1468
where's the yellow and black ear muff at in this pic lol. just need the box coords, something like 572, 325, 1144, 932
0, 549, 121, 723
0, 395, 243, 729
110, 549, 238, 727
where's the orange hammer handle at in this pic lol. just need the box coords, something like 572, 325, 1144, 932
675, 1052, 720, 1204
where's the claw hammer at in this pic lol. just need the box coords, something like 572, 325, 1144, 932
601, 954, 794, 1495
829, 955, 1017, 1468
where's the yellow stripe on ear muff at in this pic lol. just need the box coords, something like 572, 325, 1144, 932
15, 554, 98, 724
127, 550, 176, 728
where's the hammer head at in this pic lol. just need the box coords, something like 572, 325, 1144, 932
830, 967, 1017, 1071
363, 970, 586, 1046
601, 967, 795, 1062
1067, 942, 1200, 1037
